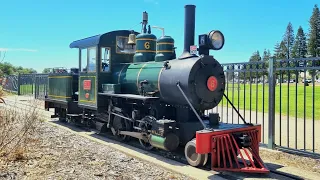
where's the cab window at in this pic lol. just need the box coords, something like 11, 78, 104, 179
101, 47, 110, 72
116, 36, 135, 54
81, 48, 87, 72
88, 47, 96, 72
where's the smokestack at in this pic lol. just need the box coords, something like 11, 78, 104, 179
179, 4, 196, 59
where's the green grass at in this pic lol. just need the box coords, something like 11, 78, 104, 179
222, 83, 320, 120
19, 84, 34, 95
19, 84, 46, 95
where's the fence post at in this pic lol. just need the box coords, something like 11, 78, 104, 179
34, 75, 37, 99
17, 73, 21, 95
268, 57, 276, 149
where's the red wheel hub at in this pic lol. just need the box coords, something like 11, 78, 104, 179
207, 76, 218, 91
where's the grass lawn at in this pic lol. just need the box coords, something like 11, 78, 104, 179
222, 83, 320, 120
19, 84, 34, 95
14, 84, 46, 95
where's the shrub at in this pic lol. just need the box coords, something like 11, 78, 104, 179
0, 90, 41, 161
0, 87, 4, 104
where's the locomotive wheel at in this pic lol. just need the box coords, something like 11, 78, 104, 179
58, 108, 67, 122
184, 139, 208, 167
112, 113, 132, 142
138, 116, 155, 150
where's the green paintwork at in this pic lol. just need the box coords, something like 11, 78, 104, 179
48, 75, 73, 102
113, 62, 163, 95
102, 84, 121, 93
149, 135, 166, 150
155, 36, 175, 62
133, 33, 157, 63
78, 75, 96, 105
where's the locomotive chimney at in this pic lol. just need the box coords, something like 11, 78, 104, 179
179, 4, 196, 59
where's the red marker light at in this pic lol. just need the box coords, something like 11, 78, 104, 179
207, 76, 218, 91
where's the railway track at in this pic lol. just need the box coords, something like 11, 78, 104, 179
1, 97, 307, 180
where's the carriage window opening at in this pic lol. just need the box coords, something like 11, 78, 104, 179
116, 36, 135, 54
81, 49, 87, 72
88, 47, 96, 72
101, 47, 110, 72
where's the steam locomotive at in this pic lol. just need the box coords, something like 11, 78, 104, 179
44, 4, 269, 173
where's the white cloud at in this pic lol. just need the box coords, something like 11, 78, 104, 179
144, 0, 159, 5
0, 48, 38, 52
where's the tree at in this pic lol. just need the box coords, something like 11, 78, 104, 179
307, 4, 320, 57
248, 51, 262, 79
274, 42, 281, 59
249, 50, 262, 62
292, 26, 308, 58
273, 41, 287, 76
262, 49, 272, 61
279, 41, 288, 59
283, 22, 295, 59
0, 51, 6, 63
273, 41, 287, 59
0, 62, 37, 76
42, 68, 51, 73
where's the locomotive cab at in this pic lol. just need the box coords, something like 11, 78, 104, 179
69, 30, 139, 110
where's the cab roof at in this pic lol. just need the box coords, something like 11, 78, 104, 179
69, 30, 139, 49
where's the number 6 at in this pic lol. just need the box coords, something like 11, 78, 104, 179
144, 42, 150, 49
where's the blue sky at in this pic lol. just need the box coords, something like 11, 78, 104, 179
0, 0, 318, 72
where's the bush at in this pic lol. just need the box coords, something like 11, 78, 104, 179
0, 90, 41, 161
0, 88, 4, 104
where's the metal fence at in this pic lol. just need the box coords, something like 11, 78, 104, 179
207, 57, 320, 157
1, 75, 19, 93
2, 57, 320, 157
1, 73, 48, 100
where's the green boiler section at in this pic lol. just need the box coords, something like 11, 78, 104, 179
113, 62, 164, 95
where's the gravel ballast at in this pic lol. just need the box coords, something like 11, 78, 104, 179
0, 121, 192, 180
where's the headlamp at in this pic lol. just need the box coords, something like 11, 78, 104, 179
208, 30, 225, 50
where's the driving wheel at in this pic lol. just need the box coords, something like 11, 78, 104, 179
112, 113, 131, 142
138, 116, 155, 150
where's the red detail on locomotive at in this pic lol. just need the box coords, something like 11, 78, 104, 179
195, 125, 269, 173
85, 93, 89, 99
83, 80, 91, 90
207, 76, 218, 91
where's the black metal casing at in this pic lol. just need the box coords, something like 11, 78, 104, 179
159, 56, 225, 110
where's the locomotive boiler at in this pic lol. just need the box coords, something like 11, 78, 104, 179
44, 4, 269, 174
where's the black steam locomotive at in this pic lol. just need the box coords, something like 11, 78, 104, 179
44, 4, 269, 173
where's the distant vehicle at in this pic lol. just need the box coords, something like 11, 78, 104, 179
302, 79, 312, 83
